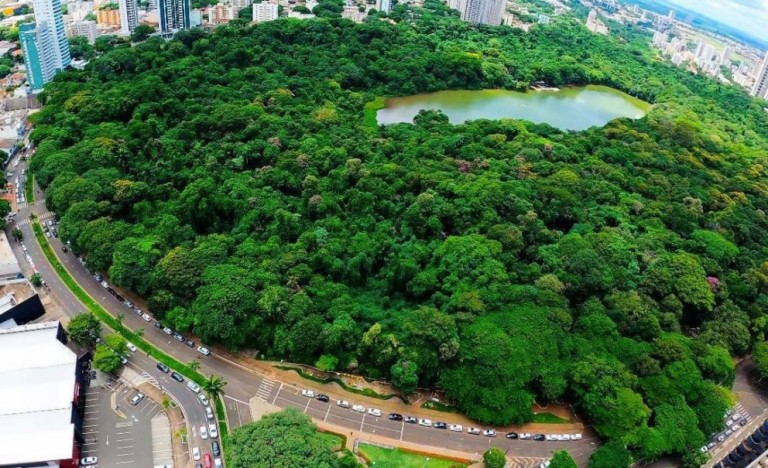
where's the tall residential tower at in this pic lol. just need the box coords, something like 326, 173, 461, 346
19, 22, 56, 91
461, 0, 504, 25
119, 0, 139, 36
31, 0, 70, 70
159, 0, 191, 33
752, 52, 768, 99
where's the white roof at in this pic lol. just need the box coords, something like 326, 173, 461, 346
0, 231, 21, 278
0, 321, 77, 465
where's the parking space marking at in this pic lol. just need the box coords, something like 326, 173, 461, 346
323, 403, 332, 422
256, 378, 275, 401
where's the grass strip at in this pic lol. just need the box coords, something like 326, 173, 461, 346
420, 400, 457, 413
215, 395, 230, 455
276, 365, 408, 403
25, 173, 34, 203
357, 443, 468, 468
33, 221, 232, 457
532, 412, 571, 424
363, 96, 387, 130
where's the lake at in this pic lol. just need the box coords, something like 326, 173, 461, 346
376, 85, 652, 131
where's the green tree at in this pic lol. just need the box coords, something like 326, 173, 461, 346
11, 227, 22, 241
315, 354, 338, 371
482, 447, 506, 468
754, 342, 768, 380
104, 334, 128, 357
588, 442, 632, 468
93, 343, 122, 372
187, 359, 200, 372
202, 375, 227, 399
390, 359, 419, 396
549, 450, 577, 468
66, 313, 101, 347
130, 24, 155, 42
229, 408, 340, 468
30, 273, 43, 287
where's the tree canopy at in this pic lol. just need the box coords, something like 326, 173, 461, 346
30, 4, 768, 461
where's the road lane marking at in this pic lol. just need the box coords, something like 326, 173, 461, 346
324, 403, 331, 422
223, 395, 249, 405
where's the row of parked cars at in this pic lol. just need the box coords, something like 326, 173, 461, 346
96, 274, 212, 357
701, 409, 749, 453
299, 389, 583, 441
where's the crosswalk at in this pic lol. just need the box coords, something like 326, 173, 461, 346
734, 402, 750, 422
12, 211, 54, 227
255, 378, 276, 401
509, 456, 549, 468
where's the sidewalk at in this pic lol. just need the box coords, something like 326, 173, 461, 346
138, 381, 189, 468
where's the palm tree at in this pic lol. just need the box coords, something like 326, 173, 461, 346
116, 312, 125, 326
187, 359, 200, 372
202, 375, 227, 399
134, 328, 144, 338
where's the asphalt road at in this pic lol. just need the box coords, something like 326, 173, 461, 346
6, 148, 599, 465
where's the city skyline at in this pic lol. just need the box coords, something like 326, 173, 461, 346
663, 0, 768, 43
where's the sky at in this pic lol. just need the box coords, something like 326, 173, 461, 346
664, 0, 768, 43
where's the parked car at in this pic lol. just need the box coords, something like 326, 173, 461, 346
389, 413, 403, 421
212, 441, 221, 456
188, 381, 201, 393
209, 423, 218, 438
126, 342, 137, 352
519, 433, 533, 440
123, 300, 133, 308
114, 294, 125, 302
546, 434, 557, 441
171, 371, 184, 383
156, 363, 170, 373
506, 432, 518, 439
193, 447, 201, 461
174, 333, 184, 342
206, 406, 214, 420
198, 393, 210, 406
316, 394, 330, 402
467, 427, 481, 435
203, 454, 213, 468
337, 400, 350, 408
433, 422, 447, 429
368, 408, 382, 417
214, 457, 222, 468
533, 434, 546, 441
418, 419, 432, 427
404, 416, 417, 424
163, 327, 173, 335
570, 433, 583, 441
301, 389, 315, 398
154, 321, 163, 328
200, 425, 209, 440
131, 392, 145, 405
81, 457, 98, 465
352, 405, 365, 413
450, 424, 463, 432
197, 346, 211, 356
185, 339, 195, 348
142, 313, 152, 322
483, 429, 497, 437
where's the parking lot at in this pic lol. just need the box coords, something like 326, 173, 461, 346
80, 381, 164, 467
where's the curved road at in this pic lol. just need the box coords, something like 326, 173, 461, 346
7, 149, 599, 466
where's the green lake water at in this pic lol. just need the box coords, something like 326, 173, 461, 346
376, 85, 652, 131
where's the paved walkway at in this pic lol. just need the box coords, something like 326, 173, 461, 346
151, 412, 174, 467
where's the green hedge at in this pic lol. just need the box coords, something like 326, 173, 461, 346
25, 173, 34, 203
276, 365, 408, 403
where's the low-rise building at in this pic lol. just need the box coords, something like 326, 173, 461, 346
0, 321, 87, 468
70, 19, 98, 44
96, 7, 121, 27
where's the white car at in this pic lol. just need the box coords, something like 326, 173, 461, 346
367, 408, 382, 417
570, 433, 583, 440
337, 400, 350, 408
81, 457, 98, 465
352, 405, 365, 413
214, 458, 223, 468
301, 389, 315, 398
197, 346, 211, 356
209, 423, 218, 438
142, 313, 152, 322
206, 406, 214, 420
418, 418, 432, 427
198, 393, 209, 406
192, 447, 201, 460
546, 434, 558, 441
731, 424, 740, 431
163, 327, 173, 335
200, 425, 208, 439
187, 381, 201, 393
519, 433, 532, 440
467, 427, 481, 435
449, 424, 463, 432
126, 342, 137, 352
557, 434, 570, 441
483, 429, 497, 437
726, 418, 734, 426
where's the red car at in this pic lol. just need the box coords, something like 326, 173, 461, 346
203, 454, 213, 468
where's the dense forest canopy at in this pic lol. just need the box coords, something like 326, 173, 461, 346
30, 2, 768, 462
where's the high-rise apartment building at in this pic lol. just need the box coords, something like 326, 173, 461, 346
461, 0, 503, 26
252, 1, 278, 22
119, 0, 139, 36
752, 52, 768, 99
159, 0, 191, 33
19, 22, 57, 91
32, 0, 70, 70
71, 20, 98, 44
377, 0, 391, 13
